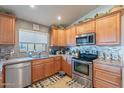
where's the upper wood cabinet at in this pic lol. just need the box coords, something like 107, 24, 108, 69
50, 29, 58, 46
96, 12, 121, 45
76, 20, 95, 35
0, 13, 16, 44
50, 29, 66, 46
65, 26, 76, 46
57, 29, 66, 46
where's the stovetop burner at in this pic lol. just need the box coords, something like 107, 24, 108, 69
72, 53, 98, 62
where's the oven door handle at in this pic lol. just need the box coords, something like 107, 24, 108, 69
71, 59, 92, 64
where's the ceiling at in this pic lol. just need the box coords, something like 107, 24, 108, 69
0, 5, 99, 26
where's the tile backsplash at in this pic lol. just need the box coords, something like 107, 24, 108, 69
69, 45, 124, 62
0, 45, 14, 59
1, 44, 124, 62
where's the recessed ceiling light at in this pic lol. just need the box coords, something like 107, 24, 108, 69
57, 16, 61, 20
30, 5, 35, 8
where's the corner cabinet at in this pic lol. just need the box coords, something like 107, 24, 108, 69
0, 13, 16, 44
32, 57, 62, 83
65, 26, 76, 46
62, 55, 72, 77
96, 12, 121, 45
50, 29, 66, 46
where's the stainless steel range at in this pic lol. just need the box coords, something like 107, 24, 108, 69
72, 53, 98, 88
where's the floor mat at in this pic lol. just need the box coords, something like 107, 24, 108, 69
28, 74, 84, 88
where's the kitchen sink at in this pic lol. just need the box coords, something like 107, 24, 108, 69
31, 55, 49, 59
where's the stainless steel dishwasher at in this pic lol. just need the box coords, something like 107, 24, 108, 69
5, 62, 31, 88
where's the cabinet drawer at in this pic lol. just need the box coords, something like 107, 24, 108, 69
94, 68, 121, 87
32, 60, 43, 65
94, 78, 118, 88
54, 56, 62, 60
32, 58, 54, 65
94, 63, 121, 74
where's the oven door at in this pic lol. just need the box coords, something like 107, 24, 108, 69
72, 59, 92, 80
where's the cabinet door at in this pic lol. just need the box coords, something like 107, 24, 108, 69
39, 63, 45, 80
96, 13, 120, 45
54, 60, 61, 73
58, 30, 66, 46
0, 79, 3, 88
66, 26, 76, 46
32, 65, 38, 83
65, 28, 71, 46
32, 63, 45, 83
45, 61, 55, 77
62, 58, 67, 72
50, 29, 58, 46
66, 62, 72, 77
70, 26, 76, 46
76, 20, 95, 35
0, 14, 15, 44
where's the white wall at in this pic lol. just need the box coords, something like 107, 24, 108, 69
71, 5, 113, 25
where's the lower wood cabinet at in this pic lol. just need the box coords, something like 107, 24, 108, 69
44, 61, 55, 77
62, 56, 72, 77
94, 78, 118, 88
66, 62, 72, 77
54, 57, 61, 73
93, 62, 122, 88
32, 63, 45, 83
0, 79, 3, 88
32, 56, 62, 83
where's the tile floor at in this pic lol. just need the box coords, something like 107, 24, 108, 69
28, 74, 84, 88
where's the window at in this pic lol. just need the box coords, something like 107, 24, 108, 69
19, 29, 48, 52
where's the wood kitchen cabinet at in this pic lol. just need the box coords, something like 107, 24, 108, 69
50, 29, 58, 46
50, 29, 66, 46
57, 29, 66, 46
32, 60, 45, 83
0, 79, 3, 88
93, 62, 122, 88
32, 56, 72, 83
96, 12, 121, 45
44, 62, 54, 77
65, 26, 76, 46
76, 20, 95, 35
0, 13, 16, 44
62, 56, 72, 77
54, 56, 62, 73
44, 58, 55, 77
32, 63, 45, 83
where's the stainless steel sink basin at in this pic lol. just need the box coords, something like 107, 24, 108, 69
31, 55, 49, 59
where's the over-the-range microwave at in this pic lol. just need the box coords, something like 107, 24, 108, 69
76, 33, 96, 46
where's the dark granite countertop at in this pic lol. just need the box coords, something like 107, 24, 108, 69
0, 55, 62, 71
93, 59, 124, 67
